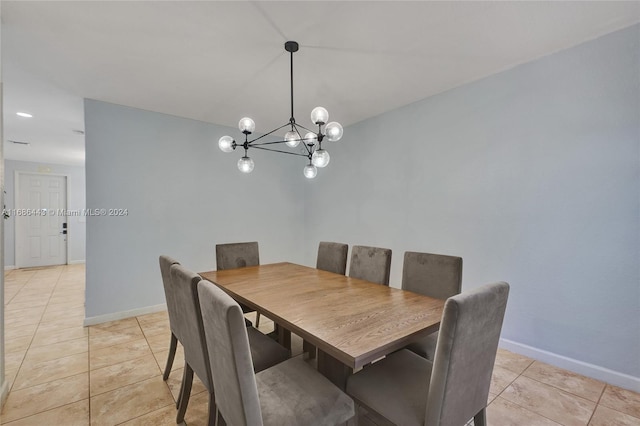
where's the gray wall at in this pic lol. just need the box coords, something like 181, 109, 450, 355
3, 160, 86, 267
303, 25, 640, 377
84, 100, 306, 318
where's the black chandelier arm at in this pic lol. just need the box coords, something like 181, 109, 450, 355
246, 122, 292, 144
291, 124, 313, 156
250, 139, 291, 146
249, 145, 308, 157
293, 122, 317, 134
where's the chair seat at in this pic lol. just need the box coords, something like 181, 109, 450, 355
247, 327, 289, 373
405, 332, 439, 360
347, 349, 432, 426
257, 357, 355, 426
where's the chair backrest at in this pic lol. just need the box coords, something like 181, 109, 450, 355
197, 280, 263, 426
216, 242, 260, 270
425, 282, 510, 426
159, 255, 181, 336
349, 245, 392, 286
316, 242, 349, 275
170, 264, 213, 393
401, 252, 462, 300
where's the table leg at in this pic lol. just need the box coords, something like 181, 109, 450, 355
276, 324, 292, 353
317, 349, 353, 391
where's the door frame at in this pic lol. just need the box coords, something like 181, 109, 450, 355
14, 171, 70, 268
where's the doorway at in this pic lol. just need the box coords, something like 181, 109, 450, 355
15, 172, 68, 268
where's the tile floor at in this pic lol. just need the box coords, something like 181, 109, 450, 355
1, 265, 639, 425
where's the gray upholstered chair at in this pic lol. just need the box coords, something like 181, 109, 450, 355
402, 251, 463, 360
170, 264, 289, 425
316, 241, 349, 275
197, 279, 355, 426
216, 241, 262, 327
348, 245, 392, 286
158, 255, 181, 381
346, 282, 509, 426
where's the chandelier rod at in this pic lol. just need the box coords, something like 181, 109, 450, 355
250, 145, 308, 157
290, 47, 294, 122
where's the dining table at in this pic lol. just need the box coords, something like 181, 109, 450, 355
199, 262, 445, 389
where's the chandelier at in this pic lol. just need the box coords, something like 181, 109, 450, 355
218, 41, 343, 179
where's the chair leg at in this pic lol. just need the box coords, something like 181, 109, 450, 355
176, 361, 187, 409
473, 408, 487, 426
163, 333, 178, 381
207, 391, 217, 426
176, 364, 194, 423
256, 312, 261, 328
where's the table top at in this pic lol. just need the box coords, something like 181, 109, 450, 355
200, 262, 444, 369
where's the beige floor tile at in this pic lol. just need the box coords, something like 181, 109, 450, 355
89, 325, 144, 350
1, 399, 90, 426
153, 345, 185, 374
599, 385, 640, 419
5, 335, 33, 354
90, 338, 153, 371
4, 368, 18, 392
0, 373, 88, 423
140, 320, 171, 338
31, 325, 88, 347
522, 361, 605, 402
495, 348, 533, 374
165, 367, 208, 402
487, 396, 561, 425
23, 337, 88, 365
38, 316, 85, 331
145, 333, 173, 354
90, 317, 140, 332
501, 376, 596, 426
490, 365, 519, 395
90, 376, 174, 426
118, 404, 176, 426
5, 307, 46, 321
90, 354, 161, 396
4, 314, 42, 328
13, 352, 89, 390
136, 311, 169, 326
182, 390, 211, 425
4, 323, 38, 340
4, 351, 26, 373
5, 300, 48, 311
589, 405, 640, 426
41, 307, 85, 321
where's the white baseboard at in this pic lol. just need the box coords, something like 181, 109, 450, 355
68, 260, 86, 265
83, 303, 167, 327
500, 338, 640, 393
4, 266, 15, 271
1, 377, 10, 409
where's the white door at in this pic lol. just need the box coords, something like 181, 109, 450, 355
16, 173, 68, 268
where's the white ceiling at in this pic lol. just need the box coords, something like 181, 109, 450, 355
2, 1, 639, 166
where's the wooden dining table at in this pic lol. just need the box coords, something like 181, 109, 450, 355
199, 262, 445, 389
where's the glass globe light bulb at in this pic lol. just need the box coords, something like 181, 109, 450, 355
303, 164, 318, 179
311, 149, 330, 168
237, 156, 255, 173
304, 132, 318, 144
310, 107, 329, 125
325, 122, 343, 142
218, 135, 235, 153
284, 131, 300, 148
238, 117, 255, 133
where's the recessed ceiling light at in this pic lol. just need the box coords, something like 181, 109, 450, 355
16, 112, 33, 118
